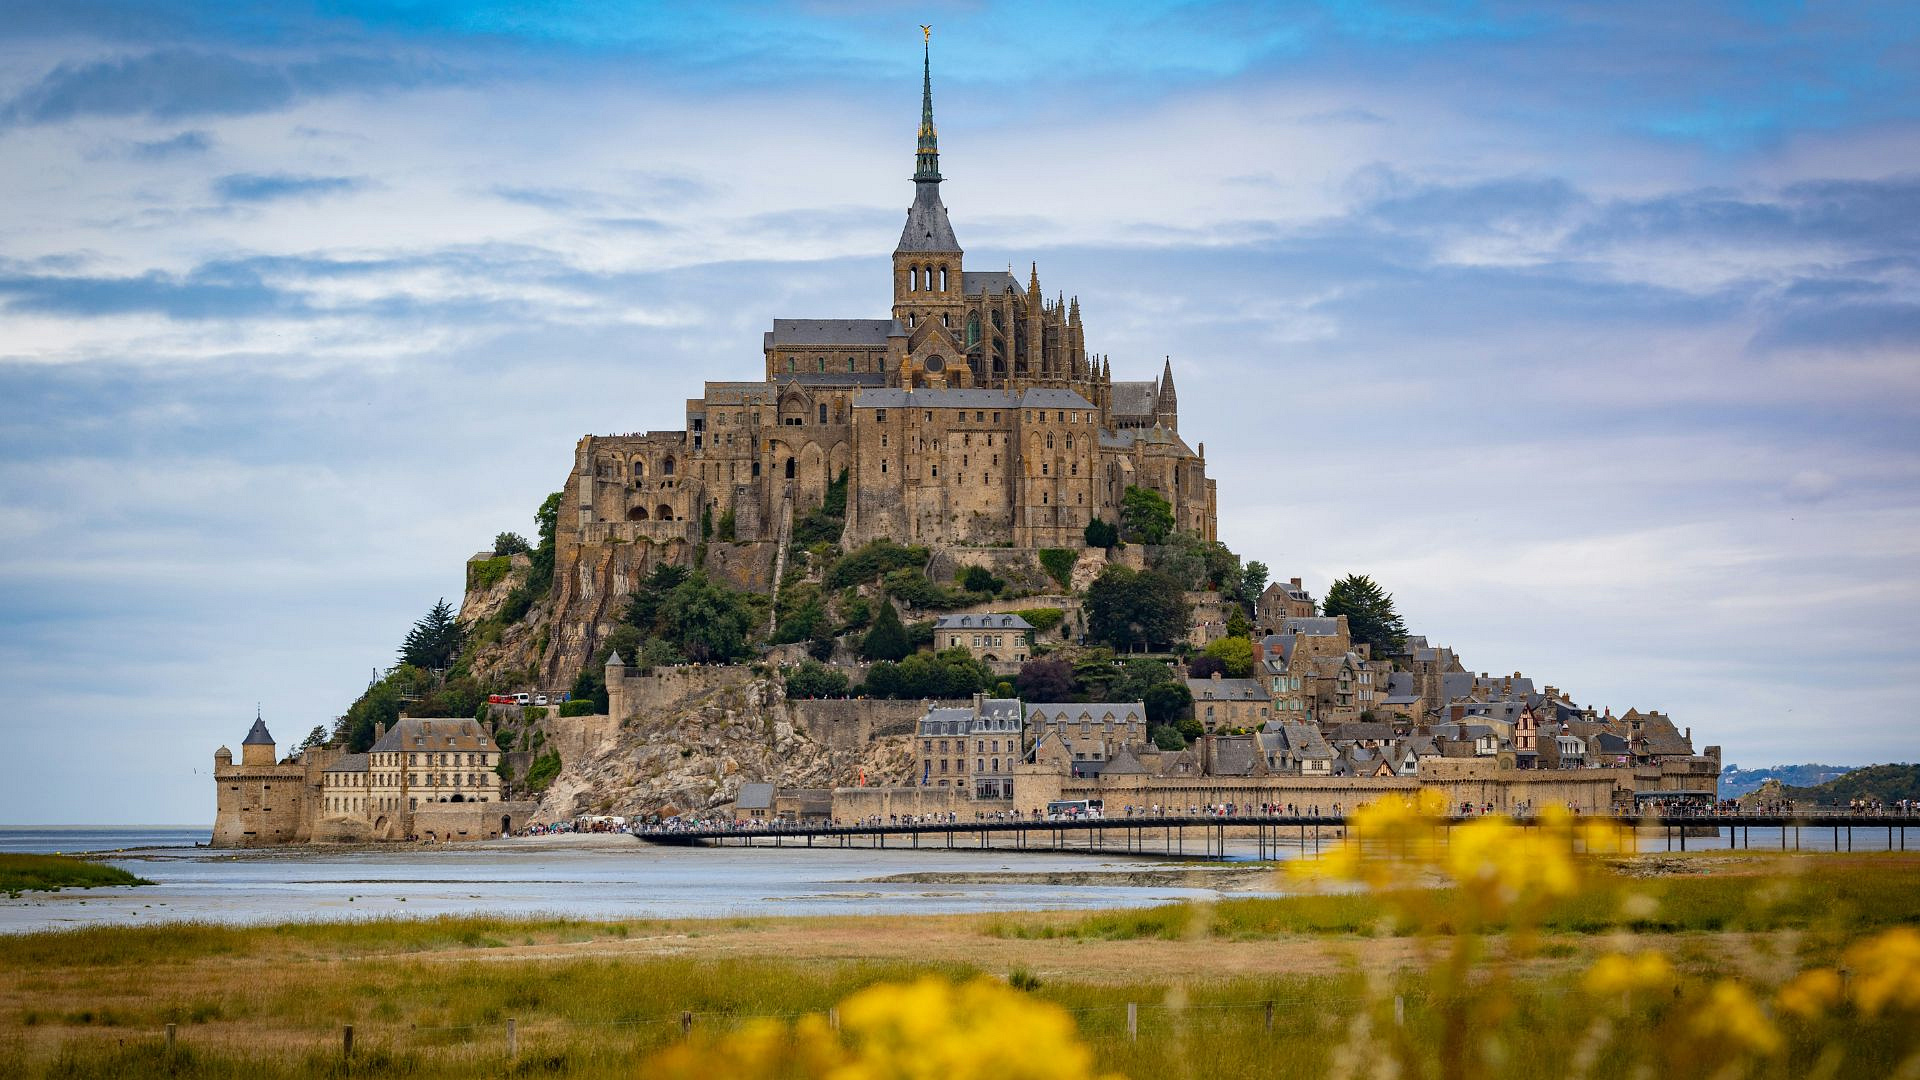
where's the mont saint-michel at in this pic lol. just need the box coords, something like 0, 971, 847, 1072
209, 40, 1718, 849
9, 10, 1920, 1080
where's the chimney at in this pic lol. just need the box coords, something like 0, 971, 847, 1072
375, 721, 387, 741
1290, 577, 1301, 588
1212, 671, 1223, 681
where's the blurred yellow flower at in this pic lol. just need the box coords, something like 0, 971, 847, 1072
641, 977, 1122, 1080
1581, 950, 1673, 997
1689, 980, 1782, 1056
1775, 968, 1843, 1021
1843, 926, 1920, 1017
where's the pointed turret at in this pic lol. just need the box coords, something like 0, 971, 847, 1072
1155, 356, 1179, 432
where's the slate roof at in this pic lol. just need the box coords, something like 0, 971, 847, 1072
242, 718, 275, 745
1026, 702, 1147, 725
735, 782, 775, 811
1282, 616, 1344, 637
1381, 672, 1419, 704
323, 752, 369, 774
962, 271, 1019, 296
896, 183, 960, 252
916, 699, 1023, 737
935, 613, 1034, 631
1103, 744, 1150, 775
1260, 723, 1334, 762
1186, 677, 1270, 701
1209, 735, 1266, 776
369, 717, 493, 754
1109, 380, 1159, 416
766, 319, 904, 347
1325, 722, 1394, 743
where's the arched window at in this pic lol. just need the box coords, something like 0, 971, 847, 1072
662, 456, 675, 476
751, 461, 761, 478
627, 506, 649, 521
818, 403, 827, 424
816, 356, 825, 372
967, 313, 980, 346
923, 267, 933, 291
787, 357, 795, 373
939, 266, 948, 291
657, 504, 673, 521
907, 267, 917, 292
847, 356, 856, 372
785, 458, 796, 479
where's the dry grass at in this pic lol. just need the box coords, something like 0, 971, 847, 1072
3, 852, 1917, 1078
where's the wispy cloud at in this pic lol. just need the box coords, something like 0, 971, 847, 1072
212, 172, 365, 202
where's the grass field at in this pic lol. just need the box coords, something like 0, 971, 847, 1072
0, 854, 151, 896
2, 852, 1916, 1078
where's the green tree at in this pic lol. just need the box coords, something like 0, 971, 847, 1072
960, 565, 1003, 594
657, 573, 755, 663
1084, 565, 1190, 651
1202, 635, 1255, 678
1083, 517, 1120, 549
1322, 573, 1409, 656
1150, 724, 1186, 751
299, 724, 329, 750
492, 532, 531, 556
1225, 607, 1252, 639
861, 598, 911, 662
784, 660, 851, 700
1142, 682, 1194, 728
1239, 560, 1269, 608
1120, 486, 1175, 545
1015, 657, 1078, 701
399, 598, 464, 670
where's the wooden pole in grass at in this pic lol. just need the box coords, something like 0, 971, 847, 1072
165, 1023, 176, 1054
681, 1011, 693, 1038
507, 1018, 517, 1058
342, 1024, 354, 1063
1127, 1003, 1137, 1041
1265, 1002, 1274, 1033
829, 1008, 841, 1032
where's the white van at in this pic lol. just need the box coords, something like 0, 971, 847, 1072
514, 692, 531, 706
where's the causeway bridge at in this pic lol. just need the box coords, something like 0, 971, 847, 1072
632, 811, 1916, 859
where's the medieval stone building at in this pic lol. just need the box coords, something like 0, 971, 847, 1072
556, 40, 1217, 595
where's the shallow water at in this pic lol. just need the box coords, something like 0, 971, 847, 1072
0, 828, 1268, 933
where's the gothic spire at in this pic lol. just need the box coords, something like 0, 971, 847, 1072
915, 26, 940, 182
895, 28, 959, 255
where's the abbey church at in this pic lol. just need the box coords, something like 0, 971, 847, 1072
562, 40, 1217, 571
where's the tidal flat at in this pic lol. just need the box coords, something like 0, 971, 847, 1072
2, 851, 1916, 1079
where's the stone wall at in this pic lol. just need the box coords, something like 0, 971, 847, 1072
831, 785, 976, 821
1012, 759, 1624, 817
608, 664, 755, 724
412, 800, 537, 843
790, 698, 951, 749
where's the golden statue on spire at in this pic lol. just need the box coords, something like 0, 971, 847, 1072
921, 24, 932, 42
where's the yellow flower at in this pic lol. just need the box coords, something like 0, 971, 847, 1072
1689, 980, 1782, 1056
1776, 968, 1843, 1021
831, 976, 1118, 1080
1582, 951, 1674, 997
1578, 818, 1637, 856
1843, 926, 1920, 1017
644, 977, 1121, 1080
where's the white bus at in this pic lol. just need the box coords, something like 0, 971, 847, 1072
1046, 799, 1103, 820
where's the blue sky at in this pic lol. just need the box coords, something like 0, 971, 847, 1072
1, 1, 1916, 824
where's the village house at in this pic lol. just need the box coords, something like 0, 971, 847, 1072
1185, 671, 1272, 731
932, 612, 1033, 663
914, 695, 1023, 798
1027, 701, 1150, 779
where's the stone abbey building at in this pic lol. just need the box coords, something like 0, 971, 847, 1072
560, 41, 1217, 582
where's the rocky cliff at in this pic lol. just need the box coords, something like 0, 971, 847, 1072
533, 672, 913, 819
